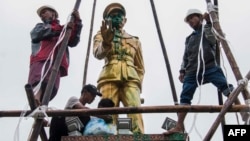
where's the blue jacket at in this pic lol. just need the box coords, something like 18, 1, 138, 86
180, 23, 217, 75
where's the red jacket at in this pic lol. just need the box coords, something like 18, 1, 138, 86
30, 19, 82, 76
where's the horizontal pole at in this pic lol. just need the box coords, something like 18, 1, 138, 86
0, 105, 249, 117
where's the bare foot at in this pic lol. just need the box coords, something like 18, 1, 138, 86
34, 99, 41, 107
43, 119, 50, 127
34, 90, 42, 106
163, 126, 184, 135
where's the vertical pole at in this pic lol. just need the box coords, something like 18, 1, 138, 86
205, 0, 250, 100
25, 84, 48, 141
204, 0, 250, 140
212, 1, 226, 139
205, 0, 250, 121
82, 0, 97, 86
149, 0, 178, 105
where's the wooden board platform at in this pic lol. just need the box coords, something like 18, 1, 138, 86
61, 133, 188, 141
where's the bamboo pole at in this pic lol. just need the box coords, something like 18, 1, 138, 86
212, 1, 226, 139
1, 105, 249, 117
205, 0, 250, 127
149, 0, 178, 105
204, 70, 250, 141
25, 84, 48, 141
205, 0, 250, 100
82, 0, 97, 86
28, 1, 82, 140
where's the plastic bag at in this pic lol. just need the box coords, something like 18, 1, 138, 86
83, 117, 117, 135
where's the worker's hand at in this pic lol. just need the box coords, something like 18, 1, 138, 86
179, 72, 185, 83
103, 115, 113, 123
203, 12, 211, 23
101, 20, 114, 47
67, 10, 81, 29
67, 21, 74, 29
71, 10, 81, 20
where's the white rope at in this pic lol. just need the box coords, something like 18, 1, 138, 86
187, 21, 205, 141
32, 12, 72, 96
208, 2, 244, 126
207, 2, 217, 13
14, 104, 60, 141
33, 26, 67, 95
196, 21, 206, 89
26, 106, 60, 140
27, 105, 49, 120
238, 78, 249, 87
207, 3, 236, 96
13, 104, 29, 141
207, 2, 227, 42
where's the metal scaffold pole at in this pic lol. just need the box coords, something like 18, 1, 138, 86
82, 0, 97, 86
149, 0, 178, 105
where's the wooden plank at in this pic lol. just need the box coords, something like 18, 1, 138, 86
61, 133, 188, 141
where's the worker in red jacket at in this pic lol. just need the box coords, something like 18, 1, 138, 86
28, 5, 82, 105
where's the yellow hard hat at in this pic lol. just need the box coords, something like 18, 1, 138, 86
37, 5, 58, 18
103, 3, 126, 19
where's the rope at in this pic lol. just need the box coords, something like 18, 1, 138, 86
32, 13, 72, 96
187, 21, 206, 141
208, 0, 242, 127
27, 105, 49, 120
207, 2, 220, 25
14, 103, 60, 141
238, 78, 249, 87
13, 104, 29, 141
208, 2, 236, 99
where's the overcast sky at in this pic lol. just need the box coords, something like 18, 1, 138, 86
0, 0, 250, 141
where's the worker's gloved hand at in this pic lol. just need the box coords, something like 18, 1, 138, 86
203, 12, 211, 23
103, 114, 113, 123
71, 10, 81, 20
67, 21, 74, 29
101, 20, 114, 48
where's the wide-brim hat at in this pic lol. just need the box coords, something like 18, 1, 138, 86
103, 3, 126, 19
37, 5, 58, 18
82, 84, 102, 97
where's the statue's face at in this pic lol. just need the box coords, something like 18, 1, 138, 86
109, 12, 126, 29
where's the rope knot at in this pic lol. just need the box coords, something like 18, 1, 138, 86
207, 2, 217, 13
237, 77, 249, 87
28, 105, 48, 119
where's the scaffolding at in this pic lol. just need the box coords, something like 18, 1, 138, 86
0, 0, 249, 141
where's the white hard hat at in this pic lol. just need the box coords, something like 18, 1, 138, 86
37, 5, 58, 18
184, 9, 202, 22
